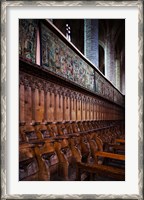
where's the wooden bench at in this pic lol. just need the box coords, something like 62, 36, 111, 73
110, 144, 125, 153
95, 151, 125, 161
115, 139, 125, 144
76, 161, 125, 181
95, 151, 125, 169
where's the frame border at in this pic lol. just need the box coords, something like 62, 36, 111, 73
1, 1, 143, 199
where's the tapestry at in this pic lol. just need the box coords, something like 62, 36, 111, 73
41, 23, 94, 91
113, 89, 124, 105
19, 19, 38, 63
95, 72, 114, 102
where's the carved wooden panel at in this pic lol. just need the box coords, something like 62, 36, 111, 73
19, 71, 124, 124
77, 99, 81, 121
65, 97, 70, 121
49, 92, 55, 122
81, 100, 85, 121
57, 94, 63, 121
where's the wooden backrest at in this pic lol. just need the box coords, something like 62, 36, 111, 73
19, 126, 27, 143
64, 121, 74, 134
68, 137, 82, 162
37, 141, 59, 177
82, 121, 89, 131
48, 122, 59, 137
19, 143, 49, 181
23, 125, 38, 142
35, 124, 51, 139
80, 135, 91, 161
91, 120, 97, 129
19, 144, 38, 181
77, 121, 85, 132
71, 121, 80, 133
60, 139, 72, 162
56, 122, 67, 136
87, 120, 93, 130
95, 136, 103, 151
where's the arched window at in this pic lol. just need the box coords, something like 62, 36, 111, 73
99, 44, 105, 75
66, 24, 71, 42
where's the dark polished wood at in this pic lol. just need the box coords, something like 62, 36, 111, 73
76, 161, 125, 181
115, 139, 125, 143
19, 19, 125, 181
95, 151, 125, 161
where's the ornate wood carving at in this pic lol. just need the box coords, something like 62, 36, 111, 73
19, 70, 124, 124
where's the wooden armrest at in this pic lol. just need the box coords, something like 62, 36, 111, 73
115, 139, 125, 143
112, 145, 125, 151
19, 142, 35, 149
79, 130, 91, 134
68, 133, 80, 137
95, 151, 125, 161
53, 135, 69, 140
29, 140, 45, 146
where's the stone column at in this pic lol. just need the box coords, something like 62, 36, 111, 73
105, 35, 116, 86
115, 58, 120, 90
84, 19, 99, 68
120, 50, 125, 94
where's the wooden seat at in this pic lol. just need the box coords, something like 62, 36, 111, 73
80, 135, 91, 163
35, 124, 52, 139
71, 121, 80, 133
86, 134, 99, 163
20, 125, 44, 144
91, 120, 98, 129
19, 125, 27, 143
19, 143, 49, 181
48, 122, 59, 137
63, 121, 72, 134
67, 123, 91, 163
74, 121, 91, 136
47, 122, 68, 140
20, 125, 52, 145
56, 122, 66, 136
34, 141, 61, 181
82, 121, 89, 132
77, 121, 85, 132
46, 122, 55, 137
68, 137, 82, 163
54, 139, 76, 181
19, 120, 125, 181
64, 121, 79, 137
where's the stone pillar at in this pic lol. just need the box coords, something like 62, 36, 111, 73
115, 58, 120, 90
105, 35, 116, 86
84, 19, 99, 68
120, 50, 125, 94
